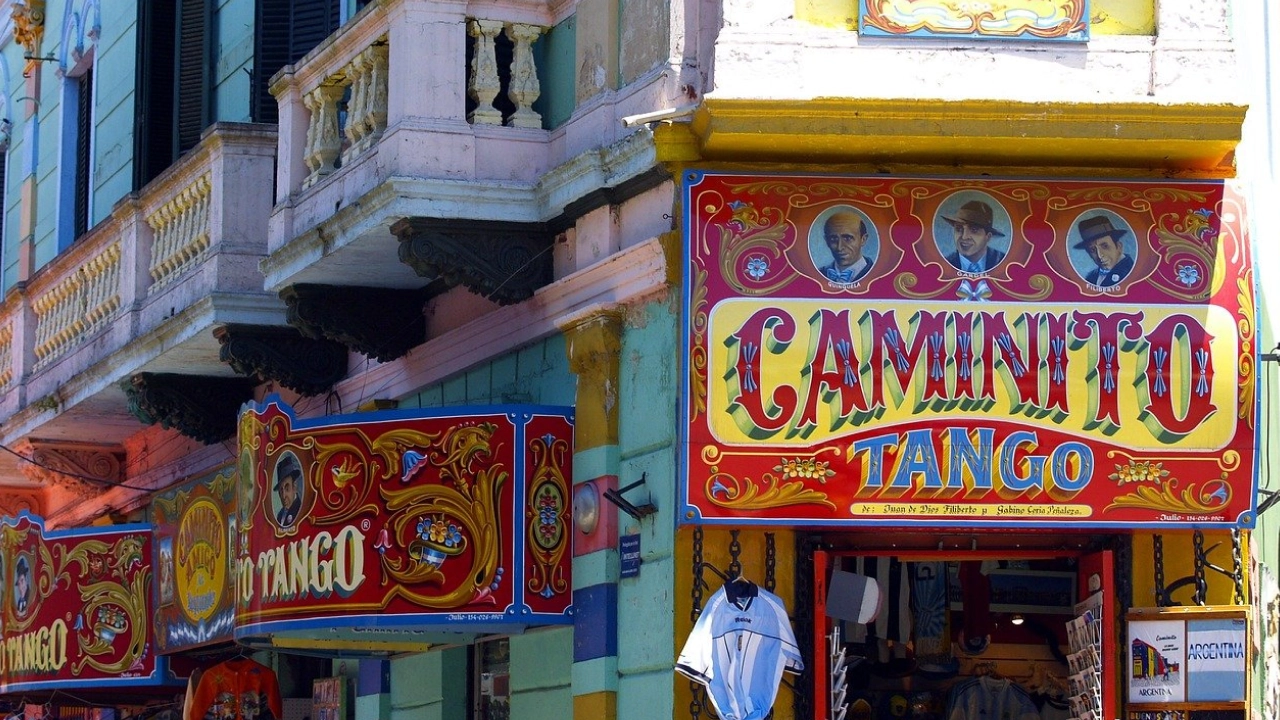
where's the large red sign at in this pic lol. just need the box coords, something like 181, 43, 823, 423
681, 173, 1257, 528
0, 514, 169, 691
235, 397, 574, 649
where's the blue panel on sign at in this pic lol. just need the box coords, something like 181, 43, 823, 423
620, 534, 641, 579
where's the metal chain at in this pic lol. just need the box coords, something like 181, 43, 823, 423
1116, 536, 1133, 613
1153, 534, 1166, 607
1231, 528, 1245, 605
690, 526, 705, 720
1192, 529, 1208, 606
764, 532, 777, 592
728, 529, 743, 579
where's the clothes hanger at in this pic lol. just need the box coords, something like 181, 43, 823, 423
724, 573, 756, 604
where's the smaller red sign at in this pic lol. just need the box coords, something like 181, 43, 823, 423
235, 397, 574, 649
0, 513, 170, 692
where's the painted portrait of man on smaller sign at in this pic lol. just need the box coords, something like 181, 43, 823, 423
934, 191, 1012, 275
158, 536, 175, 605
1069, 210, 1138, 289
13, 554, 31, 616
808, 206, 880, 287
272, 451, 306, 530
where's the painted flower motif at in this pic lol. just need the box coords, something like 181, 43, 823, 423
1109, 460, 1169, 485
428, 519, 448, 544
773, 457, 836, 483
727, 200, 760, 229
1176, 264, 1200, 287
416, 517, 430, 541
745, 255, 769, 281
444, 524, 463, 548
374, 528, 392, 554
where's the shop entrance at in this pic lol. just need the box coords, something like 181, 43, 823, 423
811, 539, 1117, 720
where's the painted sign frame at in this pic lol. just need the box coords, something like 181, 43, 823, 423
0, 513, 175, 692
859, 0, 1089, 42
679, 172, 1258, 529
234, 396, 574, 648
1127, 607, 1249, 710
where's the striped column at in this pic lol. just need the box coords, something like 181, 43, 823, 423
562, 310, 623, 720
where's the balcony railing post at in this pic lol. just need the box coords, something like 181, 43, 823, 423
112, 195, 149, 315
505, 23, 544, 129
468, 19, 505, 125
303, 83, 346, 189
387, 0, 468, 125
272, 67, 309, 201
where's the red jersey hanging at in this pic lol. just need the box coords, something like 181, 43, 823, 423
188, 658, 283, 720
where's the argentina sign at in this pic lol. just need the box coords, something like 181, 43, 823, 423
680, 172, 1257, 528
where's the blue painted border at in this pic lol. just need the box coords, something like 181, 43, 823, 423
676, 170, 1260, 530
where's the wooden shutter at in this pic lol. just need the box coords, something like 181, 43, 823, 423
74, 69, 93, 239
134, 0, 177, 190
175, 0, 212, 155
252, 0, 341, 124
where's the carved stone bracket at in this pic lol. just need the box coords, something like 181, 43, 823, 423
215, 324, 348, 396
0, 487, 43, 517
392, 217, 555, 305
13, 439, 123, 498
562, 311, 624, 449
280, 284, 433, 362
124, 373, 256, 444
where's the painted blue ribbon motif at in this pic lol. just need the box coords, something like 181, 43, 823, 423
742, 342, 759, 393
1102, 343, 1117, 394
1050, 337, 1066, 385
956, 279, 992, 302
836, 339, 858, 386
1195, 348, 1210, 397
1152, 346, 1168, 397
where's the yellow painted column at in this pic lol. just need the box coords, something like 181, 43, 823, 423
562, 310, 624, 720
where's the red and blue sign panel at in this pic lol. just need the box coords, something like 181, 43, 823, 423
0, 514, 172, 692
681, 172, 1257, 528
235, 397, 574, 649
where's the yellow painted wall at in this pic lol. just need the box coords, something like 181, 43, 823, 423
1130, 530, 1249, 608
796, 0, 1156, 35
674, 528, 798, 720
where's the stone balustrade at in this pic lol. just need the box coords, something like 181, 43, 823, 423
147, 173, 212, 292
274, 1, 546, 194
30, 242, 122, 369
0, 123, 277, 397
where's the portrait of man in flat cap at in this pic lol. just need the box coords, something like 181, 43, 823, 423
935, 194, 1011, 274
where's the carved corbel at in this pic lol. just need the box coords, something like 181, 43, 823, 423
12, 1, 47, 76
0, 487, 44, 517
123, 373, 256, 444
13, 439, 122, 498
392, 217, 555, 305
214, 324, 348, 396
280, 284, 433, 362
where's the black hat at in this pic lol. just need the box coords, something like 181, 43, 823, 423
1073, 216, 1128, 249
942, 200, 1005, 237
273, 454, 302, 490
15, 556, 28, 576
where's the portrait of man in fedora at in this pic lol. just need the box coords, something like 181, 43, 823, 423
941, 199, 1007, 273
1074, 215, 1134, 287
273, 452, 304, 528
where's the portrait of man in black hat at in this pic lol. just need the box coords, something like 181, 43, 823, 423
1073, 215, 1135, 288
273, 452, 304, 528
14, 556, 30, 615
940, 199, 1008, 274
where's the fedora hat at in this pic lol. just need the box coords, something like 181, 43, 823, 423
942, 200, 1005, 237
273, 453, 302, 490
1073, 216, 1128, 249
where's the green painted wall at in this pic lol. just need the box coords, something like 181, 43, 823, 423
534, 15, 577, 130
400, 334, 575, 409
215, 0, 255, 122
93, 3, 139, 227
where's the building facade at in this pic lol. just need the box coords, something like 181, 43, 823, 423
0, 1, 1266, 720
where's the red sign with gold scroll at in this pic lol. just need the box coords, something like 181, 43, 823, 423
235, 397, 574, 650
0, 513, 172, 692
680, 173, 1258, 528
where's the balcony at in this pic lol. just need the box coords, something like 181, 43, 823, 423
0, 123, 280, 449
263, 0, 674, 292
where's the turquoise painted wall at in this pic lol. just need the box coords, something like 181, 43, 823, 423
615, 297, 678, 719
92, 0, 139, 227
400, 334, 575, 409
2, 39, 23, 290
